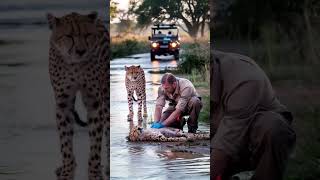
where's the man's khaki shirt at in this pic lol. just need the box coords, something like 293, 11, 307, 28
156, 77, 199, 112
211, 50, 290, 158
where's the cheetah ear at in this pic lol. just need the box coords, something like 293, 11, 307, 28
88, 11, 98, 22
46, 13, 59, 30
125, 66, 128, 71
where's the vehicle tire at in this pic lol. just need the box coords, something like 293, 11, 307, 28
151, 52, 156, 61
174, 51, 179, 60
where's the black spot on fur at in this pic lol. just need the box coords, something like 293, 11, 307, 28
93, 101, 99, 109
58, 103, 67, 108
97, 126, 102, 133
65, 117, 70, 123
94, 154, 99, 160
61, 93, 69, 98
57, 114, 62, 119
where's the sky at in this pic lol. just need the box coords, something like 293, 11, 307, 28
111, 0, 129, 23
113, 0, 129, 11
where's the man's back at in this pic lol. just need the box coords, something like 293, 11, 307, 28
210, 50, 296, 180
211, 50, 291, 156
212, 50, 288, 116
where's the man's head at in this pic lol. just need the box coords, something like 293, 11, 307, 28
161, 73, 177, 94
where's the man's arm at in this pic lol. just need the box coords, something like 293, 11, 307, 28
161, 86, 192, 126
212, 80, 262, 157
161, 108, 181, 126
154, 105, 163, 122
154, 87, 166, 122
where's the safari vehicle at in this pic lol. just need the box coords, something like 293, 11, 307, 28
148, 24, 180, 61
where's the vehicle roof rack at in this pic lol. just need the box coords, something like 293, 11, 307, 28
152, 23, 178, 29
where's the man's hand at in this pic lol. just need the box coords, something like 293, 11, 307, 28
150, 122, 164, 129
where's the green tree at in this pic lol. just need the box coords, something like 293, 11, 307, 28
131, 0, 209, 38
110, 0, 118, 21
117, 9, 136, 34
214, 0, 320, 39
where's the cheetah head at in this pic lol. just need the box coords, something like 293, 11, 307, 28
128, 125, 143, 141
125, 65, 143, 81
47, 12, 100, 64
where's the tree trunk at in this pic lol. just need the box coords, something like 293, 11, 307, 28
189, 26, 199, 38
201, 20, 206, 37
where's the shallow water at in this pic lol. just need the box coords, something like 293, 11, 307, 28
110, 54, 210, 179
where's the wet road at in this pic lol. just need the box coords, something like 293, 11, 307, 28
110, 54, 210, 179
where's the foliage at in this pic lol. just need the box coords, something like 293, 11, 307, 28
110, 0, 118, 21
111, 36, 148, 59
178, 42, 210, 77
214, 0, 320, 39
131, 0, 209, 38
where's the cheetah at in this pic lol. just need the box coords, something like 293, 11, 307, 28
125, 65, 147, 121
128, 126, 210, 142
47, 12, 109, 180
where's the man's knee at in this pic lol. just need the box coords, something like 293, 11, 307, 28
188, 96, 202, 109
253, 112, 296, 151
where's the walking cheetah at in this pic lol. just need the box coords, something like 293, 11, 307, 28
125, 65, 147, 121
47, 12, 109, 180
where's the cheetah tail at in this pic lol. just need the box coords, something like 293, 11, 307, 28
72, 110, 88, 127
132, 94, 137, 102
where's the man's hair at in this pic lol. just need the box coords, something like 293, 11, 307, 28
161, 73, 176, 84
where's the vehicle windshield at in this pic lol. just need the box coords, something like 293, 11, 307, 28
153, 29, 178, 37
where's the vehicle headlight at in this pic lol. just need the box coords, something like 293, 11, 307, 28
171, 42, 177, 48
151, 42, 158, 48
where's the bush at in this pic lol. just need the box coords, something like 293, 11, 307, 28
178, 42, 210, 74
111, 37, 148, 59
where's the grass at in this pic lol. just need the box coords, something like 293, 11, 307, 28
198, 95, 210, 123
111, 34, 149, 59
179, 41, 210, 123
284, 106, 320, 180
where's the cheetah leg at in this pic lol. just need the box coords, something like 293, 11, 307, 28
126, 90, 134, 121
137, 93, 143, 122
54, 93, 77, 180
82, 91, 104, 180
142, 89, 147, 118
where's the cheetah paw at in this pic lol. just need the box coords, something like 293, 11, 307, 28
88, 167, 104, 180
55, 166, 75, 180
127, 114, 133, 121
143, 112, 148, 117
